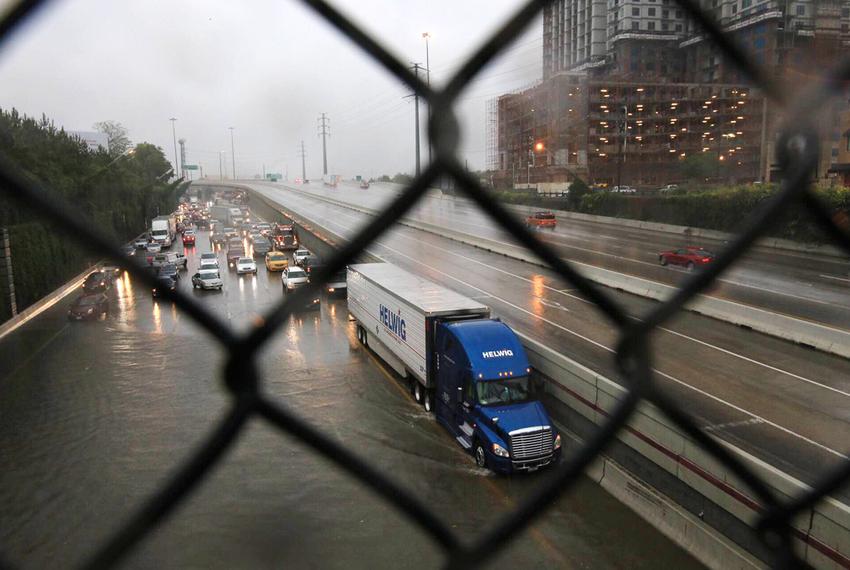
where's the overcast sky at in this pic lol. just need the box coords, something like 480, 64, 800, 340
0, 0, 542, 180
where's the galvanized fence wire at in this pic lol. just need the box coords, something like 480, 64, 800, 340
0, 0, 849, 567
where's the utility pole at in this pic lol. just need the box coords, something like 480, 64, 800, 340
318, 113, 330, 175
298, 141, 307, 181
169, 118, 179, 179
412, 63, 423, 176
229, 127, 236, 180
178, 138, 187, 180
422, 32, 432, 165
219, 151, 224, 181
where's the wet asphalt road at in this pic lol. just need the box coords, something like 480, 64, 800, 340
0, 227, 701, 568
274, 180, 850, 331
233, 181, 850, 501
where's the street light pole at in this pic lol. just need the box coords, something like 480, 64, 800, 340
229, 127, 236, 180
169, 118, 179, 179
423, 32, 432, 165
219, 151, 224, 181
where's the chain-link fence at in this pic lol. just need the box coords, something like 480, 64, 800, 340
1, 0, 850, 568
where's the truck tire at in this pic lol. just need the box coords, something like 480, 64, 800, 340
423, 391, 434, 413
474, 442, 487, 469
413, 382, 423, 404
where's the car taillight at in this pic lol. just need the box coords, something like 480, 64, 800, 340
702, 257, 711, 262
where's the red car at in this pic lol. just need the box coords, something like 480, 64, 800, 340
659, 246, 715, 270
182, 230, 196, 246
525, 211, 557, 229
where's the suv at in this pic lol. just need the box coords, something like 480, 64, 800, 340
293, 249, 311, 266
152, 252, 187, 270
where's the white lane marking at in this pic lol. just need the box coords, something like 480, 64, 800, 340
821, 274, 850, 284
703, 418, 765, 433
293, 199, 850, 400
717, 276, 843, 308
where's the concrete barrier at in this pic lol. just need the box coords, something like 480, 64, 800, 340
0, 231, 148, 340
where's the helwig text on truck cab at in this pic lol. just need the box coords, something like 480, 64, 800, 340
347, 263, 561, 473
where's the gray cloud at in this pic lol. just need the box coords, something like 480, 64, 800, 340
0, 0, 541, 178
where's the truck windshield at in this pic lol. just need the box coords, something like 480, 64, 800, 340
476, 377, 530, 406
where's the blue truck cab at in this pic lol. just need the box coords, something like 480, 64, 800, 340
434, 319, 561, 473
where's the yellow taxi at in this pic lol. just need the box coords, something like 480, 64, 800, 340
265, 251, 289, 272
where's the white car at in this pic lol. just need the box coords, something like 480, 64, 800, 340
134, 238, 150, 249
281, 266, 320, 311
146, 242, 162, 253
192, 268, 223, 290
236, 257, 257, 274
199, 252, 219, 268
281, 266, 309, 291
293, 249, 311, 266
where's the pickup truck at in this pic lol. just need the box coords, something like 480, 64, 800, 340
151, 252, 188, 269
525, 211, 557, 230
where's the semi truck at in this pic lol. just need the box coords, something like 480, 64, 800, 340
150, 215, 176, 247
210, 204, 244, 227
272, 223, 298, 250
347, 263, 561, 473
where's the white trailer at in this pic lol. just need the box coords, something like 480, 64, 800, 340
346, 263, 489, 386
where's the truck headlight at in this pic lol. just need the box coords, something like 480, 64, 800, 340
492, 443, 510, 458
554, 434, 561, 450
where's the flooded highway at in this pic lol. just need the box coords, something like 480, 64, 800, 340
0, 226, 701, 568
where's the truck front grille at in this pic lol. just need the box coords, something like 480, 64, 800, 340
510, 427, 553, 460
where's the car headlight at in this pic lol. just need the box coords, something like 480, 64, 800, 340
85, 307, 95, 314
492, 443, 510, 458
554, 433, 561, 450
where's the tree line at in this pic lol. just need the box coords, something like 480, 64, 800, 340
0, 108, 185, 322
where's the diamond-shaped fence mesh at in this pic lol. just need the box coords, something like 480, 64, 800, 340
1, 0, 849, 568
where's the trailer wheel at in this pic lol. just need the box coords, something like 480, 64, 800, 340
413, 382, 423, 404
423, 391, 433, 413
474, 442, 487, 469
